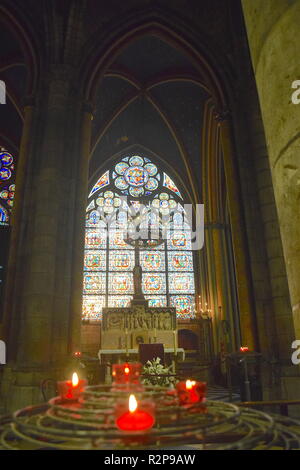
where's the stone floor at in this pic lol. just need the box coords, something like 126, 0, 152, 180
206, 385, 241, 402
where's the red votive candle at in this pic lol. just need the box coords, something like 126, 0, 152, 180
112, 362, 142, 385
176, 379, 207, 405
57, 372, 87, 402
115, 394, 155, 432
240, 346, 249, 353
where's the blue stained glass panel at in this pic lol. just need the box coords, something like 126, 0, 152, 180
108, 272, 134, 294
170, 295, 195, 319
142, 273, 166, 294
129, 156, 144, 166
163, 173, 182, 198
129, 186, 144, 197
144, 163, 158, 176
108, 296, 132, 308
109, 250, 134, 271
145, 178, 158, 191
140, 251, 165, 271
84, 250, 106, 271
85, 229, 107, 249
115, 162, 129, 175
82, 295, 105, 320
0, 205, 9, 225
86, 200, 95, 212
168, 251, 193, 271
145, 295, 167, 307
109, 230, 133, 249
83, 272, 106, 294
169, 272, 195, 294
0, 168, 11, 181
167, 230, 192, 250
115, 176, 129, 190
88, 171, 109, 197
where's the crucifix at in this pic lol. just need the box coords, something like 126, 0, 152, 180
124, 202, 165, 304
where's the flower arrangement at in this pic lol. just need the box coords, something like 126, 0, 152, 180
142, 357, 177, 387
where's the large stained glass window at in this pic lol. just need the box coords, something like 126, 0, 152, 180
0, 148, 15, 227
83, 154, 195, 321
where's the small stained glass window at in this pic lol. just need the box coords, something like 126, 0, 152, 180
88, 171, 109, 197
0, 149, 16, 227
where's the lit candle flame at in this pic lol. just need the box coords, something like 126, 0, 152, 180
124, 366, 130, 375
129, 394, 137, 413
186, 379, 196, 390
72, 372, 79, 387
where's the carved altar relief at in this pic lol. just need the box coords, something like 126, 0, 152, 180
101, 304, 176, 350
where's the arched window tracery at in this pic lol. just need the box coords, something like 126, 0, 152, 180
83, 154, 195, 321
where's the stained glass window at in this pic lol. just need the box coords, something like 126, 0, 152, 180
0, 149, 16, 227
140, 251, 165, 271
82, 153, 195, 321
170, 295, 195, 319
163, 173, 182, 198
169, 272, 195, 294
84, 251, 106, 271
112, 155, 159, 198
146, 295, 167, 307
0, 204, 9, 225
142, 273, 166, 294
83, 273, 106, 294
108, 273, 134, 294
168, 252, 193, 271
109, 251, 134, 271
85, 229, 107, 249
88, 171, 109, 197
167, 230, 192, 250
82, 296, 105, 320
108, 295, 132, 308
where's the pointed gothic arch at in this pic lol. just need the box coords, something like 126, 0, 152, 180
83, 151, 196, 321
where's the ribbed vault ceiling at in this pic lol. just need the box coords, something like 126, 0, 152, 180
90, 34, 210, 201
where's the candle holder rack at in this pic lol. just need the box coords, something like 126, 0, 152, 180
1, 384, 300, 450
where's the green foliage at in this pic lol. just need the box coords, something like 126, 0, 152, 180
142, 357, 176, 387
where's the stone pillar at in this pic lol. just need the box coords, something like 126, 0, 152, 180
242, 0, 300, 341
0, 66, 90, 411
216, 112, 258, 351
15, 68, 73, 366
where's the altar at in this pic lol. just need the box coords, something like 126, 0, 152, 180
98, 348, 185, 364
101, 302, 177, 350
99, 301, 180, 382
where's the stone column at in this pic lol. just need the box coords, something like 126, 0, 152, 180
242, 0, 300, 341
216, 111, 258, 351
0, 66, 90, 411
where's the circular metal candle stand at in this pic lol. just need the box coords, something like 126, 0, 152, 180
1, 384, 300, 450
